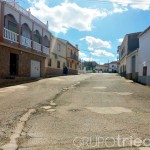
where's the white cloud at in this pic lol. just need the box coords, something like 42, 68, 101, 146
111, 3, 128, 13
131, 4, 150, 10
111, 0, 150, 11
80, 36, 111, 50
118, 38, 123, 43
79, 52, 93, 61
28, 0, 108, 33
91, 50, 114, 57
79, 51, 87, 58
82, 57, 94, 61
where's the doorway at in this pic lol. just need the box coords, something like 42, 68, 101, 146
131, 56, 136, 80
10, 53, 18, 76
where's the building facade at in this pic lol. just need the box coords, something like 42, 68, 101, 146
138, 27, 150, 85
95, 64, 108, 73
109, 61, 119, 73
0, 0, 50, 78
45, 36, 67, 77
118, 32, 140, 79
59, 39, 79, 75
126, 49, 139, 81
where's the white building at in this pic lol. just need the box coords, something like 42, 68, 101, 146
118, 32, 141, 79
138, 26, 150, 85
126, 49, 139, 81
109, 61, 119, 73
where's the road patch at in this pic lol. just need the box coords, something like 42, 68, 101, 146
86, 107, 132, 114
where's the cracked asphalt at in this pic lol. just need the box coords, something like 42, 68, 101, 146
1, 73, 150, 150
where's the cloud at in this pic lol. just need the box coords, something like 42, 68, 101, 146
28, 0, 108, 33
91, 50, 114, 57
131, 4, 150, 10
80, 36, 111, 50
111, 0, 150, 11
82, 57, 94, 61
113, 7, 128, 13
79, 51, 87, 58
118, 38, 123, 43
79, 52, 93, 61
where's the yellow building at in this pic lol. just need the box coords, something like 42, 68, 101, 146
59, 39, 79, 75
45, 35, 67, 76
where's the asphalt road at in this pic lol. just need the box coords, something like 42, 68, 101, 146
1, 73, 150, 150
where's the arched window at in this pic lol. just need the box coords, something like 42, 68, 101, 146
43, 35, 49, 47
33, 30, 41, 44
21, 23, 31, 39
4, 14, 18, 33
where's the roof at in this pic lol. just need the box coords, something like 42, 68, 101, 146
126, 32, 141, 36
110, 61, 119, 64
58, 38, 79, 51
120, 32, 141, 47
139, 26, 150, 37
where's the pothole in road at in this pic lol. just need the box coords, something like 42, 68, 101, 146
50, 101, 57, 106
86, 107, 132, 114
62, 88, 69, 91
68, 109, 81, 112
47, 109, 56, 112
41, 106, 52, 110
139, 148, 150, 150
93, 86, 107, 89
115, 92, 133, 95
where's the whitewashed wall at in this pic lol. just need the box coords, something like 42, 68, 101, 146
126, 50, 138, 74
4, 5, 19, 23
21, 16, 32, 31
139, 30, 150, 76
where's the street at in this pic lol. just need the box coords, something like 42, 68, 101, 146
0, 73, 150, 150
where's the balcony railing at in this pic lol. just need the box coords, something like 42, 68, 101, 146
70, 54, 78, 60
3, 28, 50, 55
21, 36, 31, 48
33, 41, 41, 52
3, 28, 18, 43
43, 46, 50, 55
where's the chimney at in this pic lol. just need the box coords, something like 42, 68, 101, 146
47, 21, 49, 29
75, 44, 78, 49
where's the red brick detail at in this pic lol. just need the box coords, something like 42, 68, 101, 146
45, 67, 63, 77
68, 69, 78, 75
0, 45, 45, 78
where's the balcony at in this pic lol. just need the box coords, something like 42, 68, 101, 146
3, 28, 18, 43
70, 54, 78, 61
21, 36, 32, 48
33, 41, 42, 52
43, 46, 49, 55
3, 28, 50, 55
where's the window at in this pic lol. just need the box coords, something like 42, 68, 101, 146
63, 63, 66, 68
57, 43, 61, 51
33, 30, 41, 44
48, 59, 51, 66
143, 66, 147, 76
8, 21, 17, 33
67, 61, 69, 67
21, 23, 31, 39
75, 64, 77, 69
57, 61, 60, 68
70, 62, 72, 68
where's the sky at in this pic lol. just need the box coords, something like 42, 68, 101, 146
17, 0, 150, 64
